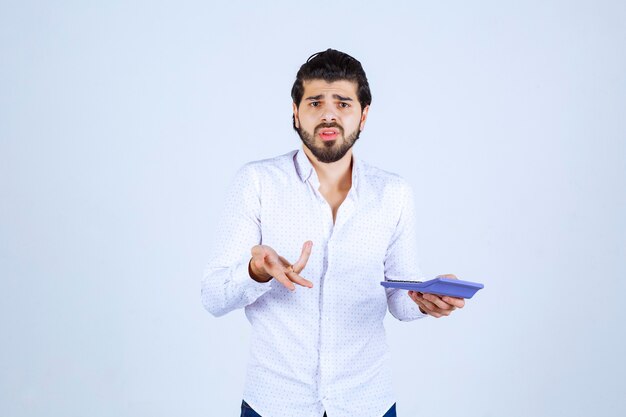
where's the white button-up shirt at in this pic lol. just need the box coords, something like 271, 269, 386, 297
201, 148, 427, 417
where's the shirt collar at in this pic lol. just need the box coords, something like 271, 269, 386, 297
295, 147, 315, 183
293, 147, 360, 200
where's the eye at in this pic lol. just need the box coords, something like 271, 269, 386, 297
310, 101, 320, 107
339, 102, 350, 108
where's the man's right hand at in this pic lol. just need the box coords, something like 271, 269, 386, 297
249, 241, 314, 291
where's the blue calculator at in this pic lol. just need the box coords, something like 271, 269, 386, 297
381, 277, 484, 299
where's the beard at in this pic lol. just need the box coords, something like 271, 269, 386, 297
295, 121, 361, 163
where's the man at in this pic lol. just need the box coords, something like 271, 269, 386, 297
201, 49, 465, 417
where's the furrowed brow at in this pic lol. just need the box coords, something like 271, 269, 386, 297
304, 94, 354, 101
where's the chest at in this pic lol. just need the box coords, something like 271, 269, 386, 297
260, 182, 398, 272
319, 188, 349, 224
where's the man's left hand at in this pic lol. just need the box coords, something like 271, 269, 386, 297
408, 274, 465, 318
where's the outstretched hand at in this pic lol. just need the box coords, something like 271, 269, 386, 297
249, 241, 313, 291
408, 274, 466, 318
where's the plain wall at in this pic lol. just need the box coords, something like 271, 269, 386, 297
1, 1, 625, 416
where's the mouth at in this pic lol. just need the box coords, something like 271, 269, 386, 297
318, 128, 340, 141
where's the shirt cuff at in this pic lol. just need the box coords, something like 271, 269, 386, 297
387, 288, 429, 321
232, 257, 274, 298
404, 291, 430, 320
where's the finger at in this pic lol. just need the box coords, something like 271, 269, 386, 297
437, 274, 457, 279
250, 245, 267, 257
291, 241, 313, 273
421, 303, 447, 318
250, 251, 274, 279
273, 270, 296, 291
442, 296, 465, 308
273, 255, 312, 288
418, 293, 454, 316
414, 293, 439, 312
264, 256, 296, 291
277, 255, 292, 269
408, 292, 428, 313
253, 248, 276, 270
409, 292, 446, 318
286, 270, 314, 288
415, 298, 443, 318
423, 293, 455, 310
427, 309, 443, 318
275, 256, 299, 283
409, 291, 425, 301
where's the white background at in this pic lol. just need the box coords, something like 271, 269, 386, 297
1, 1, 625, 416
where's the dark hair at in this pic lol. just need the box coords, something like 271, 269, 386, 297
291, 49, 372, 129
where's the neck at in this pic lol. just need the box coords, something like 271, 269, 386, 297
302, 145, 353, 191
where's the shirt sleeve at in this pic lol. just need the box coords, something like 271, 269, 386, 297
383, 179, 429, 321
201, 163, 273, 317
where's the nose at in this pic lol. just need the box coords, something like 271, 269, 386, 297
321, 106, 337, 123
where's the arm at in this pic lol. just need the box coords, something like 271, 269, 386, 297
200, 163, 273, 317
383, 180, 429, 321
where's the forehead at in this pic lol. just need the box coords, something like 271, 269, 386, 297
301, 79, 358, 98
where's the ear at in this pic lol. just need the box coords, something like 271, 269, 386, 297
292, 102, 300, 129
359, 105, 370, 131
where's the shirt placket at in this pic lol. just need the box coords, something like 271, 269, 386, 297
307, 173, 356, 403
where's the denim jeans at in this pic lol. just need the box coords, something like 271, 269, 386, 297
240, 400, 397, 417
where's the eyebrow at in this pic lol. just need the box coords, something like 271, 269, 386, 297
305, 94, 354, 101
